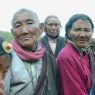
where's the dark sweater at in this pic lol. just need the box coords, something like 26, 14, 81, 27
40, 35, 65, 58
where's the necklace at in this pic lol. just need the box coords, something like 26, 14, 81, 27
24, 62, 35, 90
24, 61, 42, 91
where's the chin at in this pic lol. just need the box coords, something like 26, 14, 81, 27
20, 43, 32, 48
77, 42, 88, 48
78, 45, 87, 48
20, 40, 33, 45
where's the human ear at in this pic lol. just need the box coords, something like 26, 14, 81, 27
11, 28, 14, 35
11, 29, 16, 39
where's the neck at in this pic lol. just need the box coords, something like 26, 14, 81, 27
46, 33, 59, 39
23, 43, 38, 52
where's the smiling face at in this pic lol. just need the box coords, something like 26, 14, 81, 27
69, 19, 93, 48
11, 10, 43, 50
45, 17, 60, 37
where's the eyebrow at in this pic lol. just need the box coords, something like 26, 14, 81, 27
26, 19, 35, 22
13, 20, 21, 25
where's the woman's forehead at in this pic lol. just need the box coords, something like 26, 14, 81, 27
72, 19, 92, 28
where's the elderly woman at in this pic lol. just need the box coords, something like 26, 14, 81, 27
0, 38, 12, 95
4, 8, 59, 95
57, 14, 94, 95
40, 15, 65, 58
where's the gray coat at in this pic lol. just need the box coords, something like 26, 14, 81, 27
4, 50, 59, 95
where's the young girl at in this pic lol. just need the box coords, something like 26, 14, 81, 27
0, 38, 12, 95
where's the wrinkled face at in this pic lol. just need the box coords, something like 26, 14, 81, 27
11, 12, 43, 49
45, 17, 60, 37
69, 19, 93, 48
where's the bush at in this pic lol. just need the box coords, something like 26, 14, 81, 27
0, 31, 13, 42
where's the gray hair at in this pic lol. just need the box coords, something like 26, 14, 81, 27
44, 15, 62, 27
11, 8, 40, 26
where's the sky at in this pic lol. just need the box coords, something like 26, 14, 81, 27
0, 0, 95, 37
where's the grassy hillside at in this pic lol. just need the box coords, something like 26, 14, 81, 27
0, 31, 13, 42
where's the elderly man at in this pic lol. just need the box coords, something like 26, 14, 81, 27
4, 8, 59, 95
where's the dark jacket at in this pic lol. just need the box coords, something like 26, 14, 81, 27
37, 50, 59, 95
40, 35, 65, 58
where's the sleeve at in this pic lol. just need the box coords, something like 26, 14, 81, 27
57, 54, 88, 95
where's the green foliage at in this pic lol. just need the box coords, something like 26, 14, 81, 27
0, 31, 13, 42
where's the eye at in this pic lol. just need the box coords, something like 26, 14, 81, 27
28, 21, 34, 25
27, 20, 34, 25
14, 23, 21, 28
47, 23, 59, 27
48, 23, 53, 26
74, 28, 81, 32
84, 28, 92, 32
15, 24, 20, 28
54, 23, 60, 27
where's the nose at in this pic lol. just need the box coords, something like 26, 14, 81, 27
21, 26, 29, 33
52, 25, 56, 30
79, 32, 86, 37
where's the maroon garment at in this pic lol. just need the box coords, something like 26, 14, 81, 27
57, 43, 91, 95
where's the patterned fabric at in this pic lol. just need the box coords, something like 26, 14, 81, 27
24, 61, 42, 92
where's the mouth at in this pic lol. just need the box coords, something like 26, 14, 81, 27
78, 40, 87, 44
20, 35, 32, 40
51, 31, 58, 35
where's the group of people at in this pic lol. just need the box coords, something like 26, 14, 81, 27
0, 8, 94, 95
